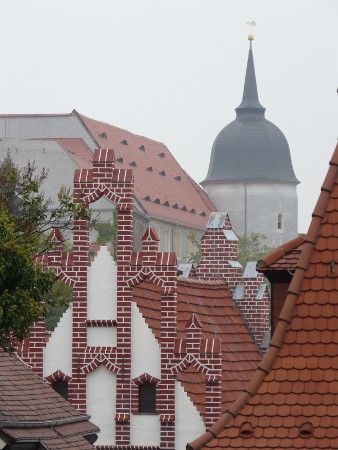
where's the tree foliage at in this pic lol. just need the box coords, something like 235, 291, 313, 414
238, 232, 275, 266
94, 210, 118, 260
0, 153, 90, 350
186, 230, 202, 264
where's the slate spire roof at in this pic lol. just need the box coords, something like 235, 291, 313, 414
203, 43, 299, 185
235, 41, 265, 113
187, 143, 338, 450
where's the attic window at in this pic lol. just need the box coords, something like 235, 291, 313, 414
173, 204, 179, 209
139, 145, 145, 151
181, 206, 187, 211
120, 139, 128, 145
159, 152, 165, 158
190, 208, 196, 214
200, 212, 206, 217
130, 161, 137, 167
239, 423, 254, 439
139, 381, 156, 413
52, 380, 68, 400
99, 132, 107, 139
159, 170, 166, 176
175, 176, 181, 181
116, 157, 124, 163
146, 167, 153, 172
154, 199, 160, 204
299, 423, 313, 439
163, 201, 170, 207
144, 196, 151, 201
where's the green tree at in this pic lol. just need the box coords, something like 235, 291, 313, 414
93, 210, 118, 260
186, 230, 202, 264
238, 233, 275, 266
0, 154, 90, 350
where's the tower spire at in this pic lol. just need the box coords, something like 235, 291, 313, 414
236, 38, 265, 114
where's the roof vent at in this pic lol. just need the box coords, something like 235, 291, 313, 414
120, 139, 128, 145
163, 201, 170, 207
159, 170, 166, 176
144, 196, 151, 201
181, 206, 187, 211
146, 167, 153, 172
154, 199, 160, 204
99, 132, 107, 139
200, 212, 206, 217
190, 208, 196, 214
139, 145, 145, 151
173, 204, 179, 209
130, 161, 137, 167
239, 423, 254, 439
159, 152, 165, 158
299, 423, 313, 439
116, 157, 124, 163
175, 176, 181, 181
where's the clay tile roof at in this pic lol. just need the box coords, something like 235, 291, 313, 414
0, 349, 98, 449
77, 112, 216, 230
188, 143, 338, 450
257, 235, 306, 272
132, 278, 261, 420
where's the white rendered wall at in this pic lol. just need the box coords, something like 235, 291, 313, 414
87, 246, 117, 319
130, 415, 160, 447
131, 302, 161, 379
87, 365, 116, 445
43, 305, 73, 378
205, 181, 298, 244
175, 381, 205, 450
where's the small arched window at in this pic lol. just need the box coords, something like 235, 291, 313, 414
277, 211, 284, 231
139, 381, 156, 413
53, 380, 68, 400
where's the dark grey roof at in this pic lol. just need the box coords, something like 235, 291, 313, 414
203, 43, 299, 185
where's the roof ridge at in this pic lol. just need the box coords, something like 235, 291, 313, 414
187, 142, 338, 450
257, 235, 305, 269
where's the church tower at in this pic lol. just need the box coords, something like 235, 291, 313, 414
201, 38, 299, 245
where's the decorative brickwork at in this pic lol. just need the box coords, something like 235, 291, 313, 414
17, 155, 266, 449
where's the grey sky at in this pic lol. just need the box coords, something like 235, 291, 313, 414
1, 0, 337, 234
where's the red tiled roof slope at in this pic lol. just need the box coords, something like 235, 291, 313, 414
35, 137, 93, 169
257, 235, 306, 272
133, 278, 260, 420
78, 112, 216, 229
0, 350, 98, 449
188, 143, 338, 449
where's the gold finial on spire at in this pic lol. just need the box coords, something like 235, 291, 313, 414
246, 21, 256, 41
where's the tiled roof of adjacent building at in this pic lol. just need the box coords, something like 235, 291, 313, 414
257, 235, 306, 272
132, 278, 261, 420
0, 349, 99, 449
76, 112, 216, 229
187, 143, 338, 450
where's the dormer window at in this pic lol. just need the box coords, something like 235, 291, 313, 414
120, 139, 128, 145
99, 132, 107, 139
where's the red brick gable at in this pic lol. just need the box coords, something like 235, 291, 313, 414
132, 278, 261, 421
188, 143, 338, 450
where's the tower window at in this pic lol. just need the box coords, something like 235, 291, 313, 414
139, 381, 156, 413
277, 211, 284, 231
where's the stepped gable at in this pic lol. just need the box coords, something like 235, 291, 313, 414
257, 235, 306, 273
77, 111, 216, 230
132, 277, 261, 421
0, 349, 98, 449
187, 143, 338, 450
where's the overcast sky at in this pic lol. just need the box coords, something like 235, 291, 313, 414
1, 0, 337, 233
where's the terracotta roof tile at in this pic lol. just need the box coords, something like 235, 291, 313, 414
187, 143, 338, 450
78, 113, 216, 230
0, 350, 98, 448
257, 235, 305, 272
132, 278, 260, 420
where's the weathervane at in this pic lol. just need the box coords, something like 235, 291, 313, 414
246, 21, 256, 41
